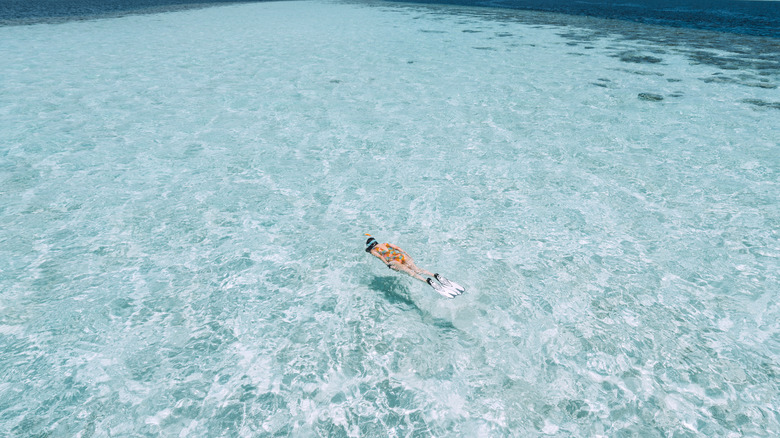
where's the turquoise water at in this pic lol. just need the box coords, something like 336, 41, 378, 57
1, 0, 779, 436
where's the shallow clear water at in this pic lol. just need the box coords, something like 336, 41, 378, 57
1, 0, 779, 436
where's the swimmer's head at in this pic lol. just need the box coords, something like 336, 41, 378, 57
365, 235, 378, 252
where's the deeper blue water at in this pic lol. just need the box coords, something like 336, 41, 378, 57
1, 0, 779, 436
387, 0, 780, 37
0, 0, 256, 23
2, 0, 780, 36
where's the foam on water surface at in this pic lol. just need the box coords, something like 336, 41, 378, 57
1, 0, 779, 436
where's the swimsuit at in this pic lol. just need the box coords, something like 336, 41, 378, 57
377, 244, 406, 264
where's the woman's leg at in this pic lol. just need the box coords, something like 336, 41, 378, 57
407, 262, 434, 278
390, 262, 428, 283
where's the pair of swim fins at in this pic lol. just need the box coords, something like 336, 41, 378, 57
427, 273, 466, 298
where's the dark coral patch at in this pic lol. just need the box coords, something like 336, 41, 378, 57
741, 99, 780, 110
638, 93, 664, 101
616, 51, 663, 64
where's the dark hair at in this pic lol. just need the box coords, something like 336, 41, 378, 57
365, 237, 378, 252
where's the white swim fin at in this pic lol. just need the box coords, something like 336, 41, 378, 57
434, 273, 465, 294
427, 278, 458, 298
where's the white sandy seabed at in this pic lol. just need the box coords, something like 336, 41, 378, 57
0, 0, 779, 436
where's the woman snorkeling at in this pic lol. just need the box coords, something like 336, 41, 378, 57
364, 234, 465, 298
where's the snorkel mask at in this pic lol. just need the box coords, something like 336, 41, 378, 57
365, 234, 378, 253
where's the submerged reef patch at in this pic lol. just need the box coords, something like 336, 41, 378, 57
741, 99, 780, 110
638, 93, 664, 101
616, 51, 664, 64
